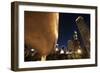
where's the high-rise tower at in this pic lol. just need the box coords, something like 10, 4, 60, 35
76, 16, 90, 58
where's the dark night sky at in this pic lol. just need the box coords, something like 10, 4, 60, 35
57, 13, 90, 48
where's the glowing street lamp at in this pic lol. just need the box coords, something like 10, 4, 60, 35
77, 49, 82, 54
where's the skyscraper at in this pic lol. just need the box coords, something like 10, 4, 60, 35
76, 16, 90, 58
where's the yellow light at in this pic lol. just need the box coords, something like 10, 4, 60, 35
77, 49, 82, 54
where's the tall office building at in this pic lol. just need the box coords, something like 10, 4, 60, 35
76, 16, 90, 57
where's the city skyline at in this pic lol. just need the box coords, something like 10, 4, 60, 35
57, 13, 90, 49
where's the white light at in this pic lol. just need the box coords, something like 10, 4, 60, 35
66, 51, 69, 54
74, 31, 77, 34
31, 49, 35, 52
55, 48, 59, 51
60, 50, 64, 54
66, 51, 72, 54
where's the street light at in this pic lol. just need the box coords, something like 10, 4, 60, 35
77, 49, 82, 54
